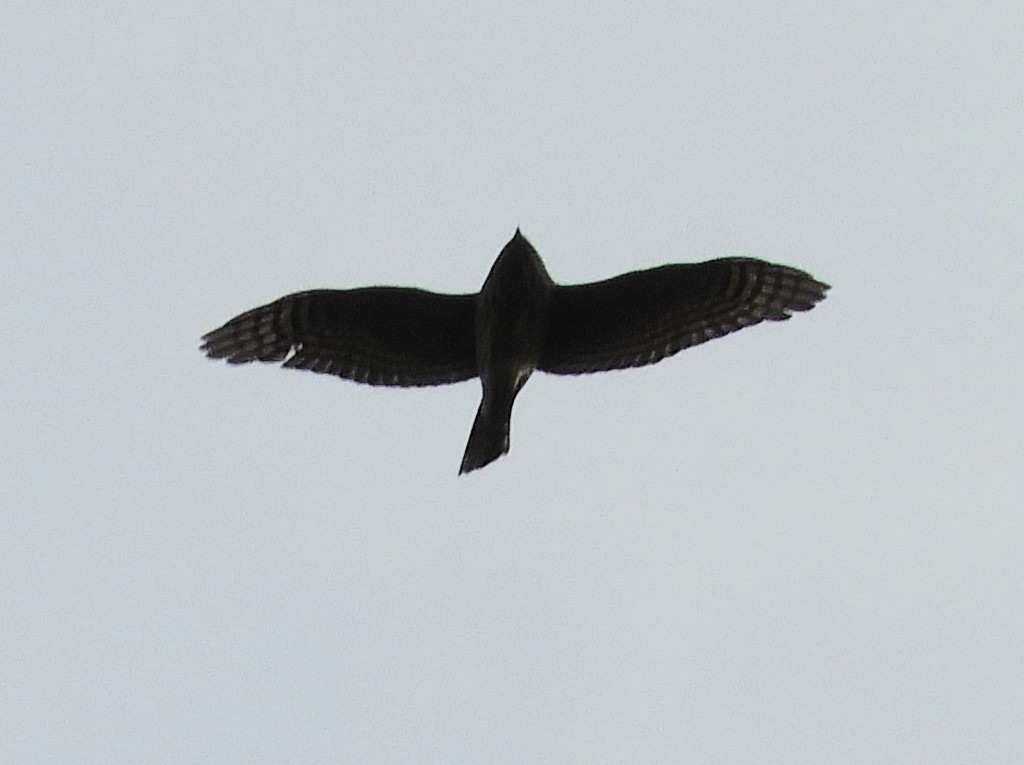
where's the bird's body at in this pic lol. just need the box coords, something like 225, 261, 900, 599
201, 230, 829, 473
461, 232, 555, 473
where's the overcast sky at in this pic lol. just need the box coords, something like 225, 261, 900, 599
3, 2, 1022, 763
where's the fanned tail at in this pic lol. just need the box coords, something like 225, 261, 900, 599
459, 398, 512, 475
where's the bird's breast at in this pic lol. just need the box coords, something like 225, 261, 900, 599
475, 254, 554, 379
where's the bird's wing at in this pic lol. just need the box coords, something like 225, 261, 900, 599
201, 287, 477, 387
539, 258, 829, 375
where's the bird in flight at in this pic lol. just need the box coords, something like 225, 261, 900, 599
201, 230, 829, 474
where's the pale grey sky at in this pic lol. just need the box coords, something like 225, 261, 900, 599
3, 2, 1022, 762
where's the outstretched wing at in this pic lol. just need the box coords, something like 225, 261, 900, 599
201, 287, 478, 387
539, 258, 829, 375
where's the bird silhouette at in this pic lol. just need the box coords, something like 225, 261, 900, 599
201, 230, 829, 473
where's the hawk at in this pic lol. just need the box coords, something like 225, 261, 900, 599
201, 230, 829, 474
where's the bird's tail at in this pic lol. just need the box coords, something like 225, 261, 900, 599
459, 398, 512, 475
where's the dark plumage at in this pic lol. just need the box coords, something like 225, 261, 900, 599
201, 230, 829, 473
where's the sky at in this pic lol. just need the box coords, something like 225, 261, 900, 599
3, 2, 1022, 762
